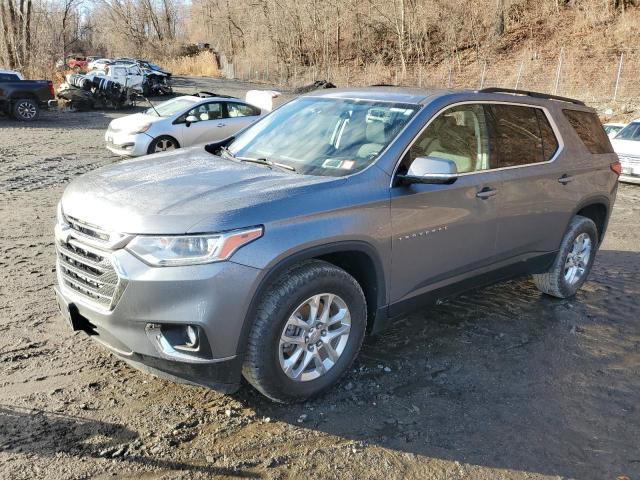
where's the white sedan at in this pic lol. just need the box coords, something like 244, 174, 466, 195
105, 93, 272, 157
610, 119, 640, 184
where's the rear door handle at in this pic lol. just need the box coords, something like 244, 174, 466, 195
558, 174, 574, 184
476, 187, 497, 199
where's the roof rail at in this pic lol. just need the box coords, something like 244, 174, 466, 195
477, 87, 585, 106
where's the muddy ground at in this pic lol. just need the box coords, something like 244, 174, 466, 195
1, 77, 639, 480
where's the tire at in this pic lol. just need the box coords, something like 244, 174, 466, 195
532, 215, 598, 298
12, 98, 40, 121
242, 260, 367, 403
147, 136, 179, 154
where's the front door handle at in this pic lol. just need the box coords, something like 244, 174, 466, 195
216, 123, 226, 128
558, 174, 574, 184
476, 187, 497, 199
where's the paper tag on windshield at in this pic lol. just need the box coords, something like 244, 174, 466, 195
322, 159, 355, 170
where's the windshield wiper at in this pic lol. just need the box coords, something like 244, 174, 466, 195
219, 145, 235, 159
238, 157, 297, 173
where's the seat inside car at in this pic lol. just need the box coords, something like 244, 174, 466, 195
356, 120, 387, 159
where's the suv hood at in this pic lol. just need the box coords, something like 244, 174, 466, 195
61, 148, 339, 234
611, 139, 640, 156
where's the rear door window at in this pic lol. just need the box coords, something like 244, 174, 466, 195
225, 102, 260, 118
536, 109, 559, 161
562, 109, 614, 154
486, 104, 546, 167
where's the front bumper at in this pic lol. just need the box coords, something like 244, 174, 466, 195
54, 244, 263, 391
105, 130, 153, 157
619, 157, 640, 185
619, 173, 640, 185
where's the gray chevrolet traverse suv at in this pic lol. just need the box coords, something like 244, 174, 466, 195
54, 87, 620, 402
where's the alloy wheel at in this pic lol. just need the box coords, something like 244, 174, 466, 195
278, 293, 351, 382
17, 101, 37, 120
564, 232, 592, 285
153, 138, 176, 152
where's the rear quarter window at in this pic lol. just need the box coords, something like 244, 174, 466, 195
562, 109, 613, 154
0, 73, 19, 81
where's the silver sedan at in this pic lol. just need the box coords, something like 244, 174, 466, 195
105, 93, 266, 157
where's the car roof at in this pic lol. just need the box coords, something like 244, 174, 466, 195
304, 87, 438, 105
0, 69, 20, 74
304, 86, 593, 110
605, 122, 626, 127
180, 95, 244, 103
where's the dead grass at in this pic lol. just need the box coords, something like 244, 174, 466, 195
161, 52, 220, 77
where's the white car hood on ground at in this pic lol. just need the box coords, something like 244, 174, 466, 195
109, 112, 165, 131
611, 139, 640, 156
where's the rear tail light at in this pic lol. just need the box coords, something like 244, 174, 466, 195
48, 81, 55, 98
610, 161, 622, 176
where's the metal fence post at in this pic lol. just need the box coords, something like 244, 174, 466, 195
553, 48, 564, 95
613, 52, 624, 102
479, 60, 487, 89
514, 59, 524, 89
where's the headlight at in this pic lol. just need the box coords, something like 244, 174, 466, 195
126, 226, 263, 266
129, 123, 151, 134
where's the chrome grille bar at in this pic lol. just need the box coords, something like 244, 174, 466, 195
55, 216, 126, 310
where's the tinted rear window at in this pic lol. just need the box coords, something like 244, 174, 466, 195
0, 73, 19, 81
563, 109, 613, 154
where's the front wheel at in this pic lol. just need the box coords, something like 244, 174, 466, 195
12, 98, 40, 121
532, 215, 598, 298
243, 260, 367, 403
147, 136, 179, 154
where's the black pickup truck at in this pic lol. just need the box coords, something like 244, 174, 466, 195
0, 71, 57, 121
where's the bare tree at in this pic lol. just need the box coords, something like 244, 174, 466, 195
0, 0, 33, 69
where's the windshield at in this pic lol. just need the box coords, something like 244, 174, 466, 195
227, 97, 419, 176
614, 122, 640, 140
146, 97, 197, 117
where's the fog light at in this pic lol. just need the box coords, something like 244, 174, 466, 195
185, 325, 198, 348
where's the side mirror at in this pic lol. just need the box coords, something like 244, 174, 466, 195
185, 115, 199, 125
397, 156, 459, 185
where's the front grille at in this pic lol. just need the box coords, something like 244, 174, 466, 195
66, 215, 111, 242
56, 218, 124, 310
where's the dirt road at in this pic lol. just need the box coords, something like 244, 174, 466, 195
1, 77, 639, 480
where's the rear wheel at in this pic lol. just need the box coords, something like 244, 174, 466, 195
147, 136, 179, 154
12, 98, 40, 121
532, 215, 598, 298
242, 260, 367, 403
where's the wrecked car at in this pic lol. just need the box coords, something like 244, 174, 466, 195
57, 72, 136, 110
57, 61, 173, 110
105, 91, 275, 156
